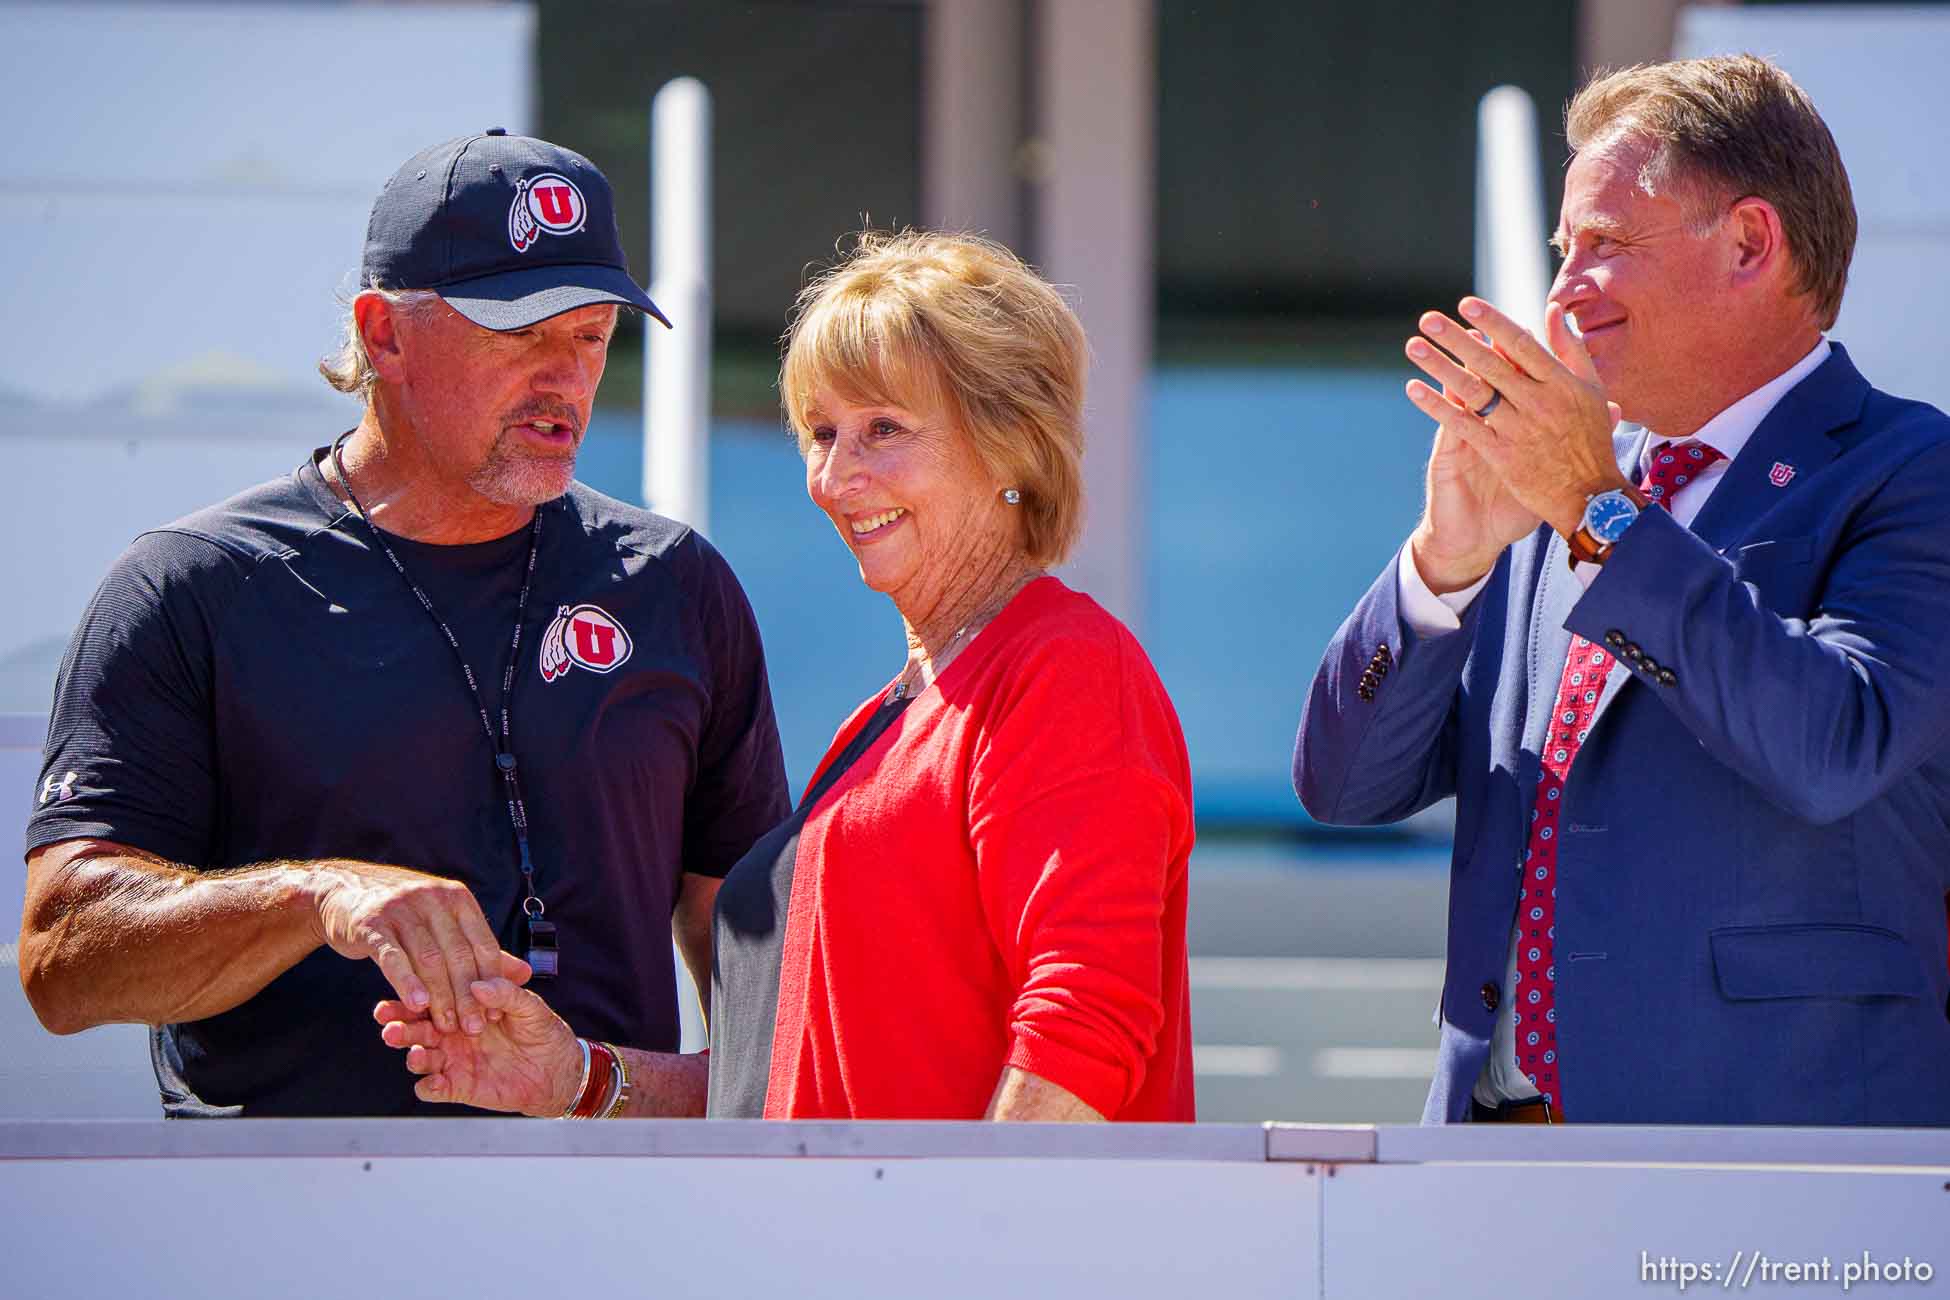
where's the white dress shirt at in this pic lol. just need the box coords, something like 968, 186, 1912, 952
1388, 339, 1831, 1108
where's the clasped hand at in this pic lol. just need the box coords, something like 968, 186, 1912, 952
311, 861, 531, 1038
1402, 297, 1628, 592
309, 862, 583, 1113
374, 976, 583, 1115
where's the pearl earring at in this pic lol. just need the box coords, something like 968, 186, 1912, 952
1002, 488, 1022, 505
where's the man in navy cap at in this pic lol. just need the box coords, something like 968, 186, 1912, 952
20, 132, 791, 1116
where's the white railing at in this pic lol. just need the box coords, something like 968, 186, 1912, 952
2, 1120, 1942, 1298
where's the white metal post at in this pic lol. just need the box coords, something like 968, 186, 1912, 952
922, 0, 1024, 247
644, 77, 713, 536
1035, 0, 1155, 632
644, 77, 713, 1052
1474, 85, 1551, 339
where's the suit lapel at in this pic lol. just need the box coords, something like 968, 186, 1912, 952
1573, 345, 1866, 740
1685, 343, 1864, 551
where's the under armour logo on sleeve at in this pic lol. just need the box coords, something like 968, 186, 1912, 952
39, 771, 78, 804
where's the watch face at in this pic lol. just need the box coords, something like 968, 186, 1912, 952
1584, 490, 1639, 544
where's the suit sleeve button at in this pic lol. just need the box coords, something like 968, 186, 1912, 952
1658, 668, 1677, 687
1480, 982, 1500, 1012
1622, 642, 1642, 663
1605, 630, 1625, 648
1639, 656, 1660, 675
1357, 686, 1375, 702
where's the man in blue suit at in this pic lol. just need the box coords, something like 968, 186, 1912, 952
1295, 55, 1950, 1126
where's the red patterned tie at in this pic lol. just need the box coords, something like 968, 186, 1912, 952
1514, 439, 1725, 1115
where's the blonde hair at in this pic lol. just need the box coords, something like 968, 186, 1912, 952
1566, 55, 1856, 329
779, 230, 1088, 568
317, 281, 442, 404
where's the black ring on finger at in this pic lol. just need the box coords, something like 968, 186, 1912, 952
1473, 389, 1502, 419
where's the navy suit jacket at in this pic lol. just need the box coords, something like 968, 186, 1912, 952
1294, 344, 1950, 1125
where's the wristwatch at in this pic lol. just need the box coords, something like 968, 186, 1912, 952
1566, 487, 1644, 570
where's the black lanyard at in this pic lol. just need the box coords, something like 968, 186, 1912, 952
328, 433, 558, 977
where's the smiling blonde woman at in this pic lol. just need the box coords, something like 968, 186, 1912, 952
380, 231, 1196, 1123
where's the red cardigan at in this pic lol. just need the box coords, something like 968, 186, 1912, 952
764, 577, 1196, 1121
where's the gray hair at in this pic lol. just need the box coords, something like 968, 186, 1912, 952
317, 281, 444, 404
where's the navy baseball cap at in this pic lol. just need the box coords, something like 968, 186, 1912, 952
360, 129, 669, 331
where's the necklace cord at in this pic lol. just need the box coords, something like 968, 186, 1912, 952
327, 433, 551, 930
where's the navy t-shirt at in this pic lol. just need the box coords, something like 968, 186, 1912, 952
26, 450, 791, 1116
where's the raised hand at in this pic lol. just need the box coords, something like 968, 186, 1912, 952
1404, 298, 1629, 542
310, 861, 529, 1038
375, 977, 582, 1116
1402, 326, 1543, 592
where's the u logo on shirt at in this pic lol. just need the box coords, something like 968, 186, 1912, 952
540, 603, 634, 682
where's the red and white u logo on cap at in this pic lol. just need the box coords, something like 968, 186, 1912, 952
509, 172, 588, 253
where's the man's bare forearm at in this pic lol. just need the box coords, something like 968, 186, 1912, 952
19, 839, 326, 1034
27, 838, 525, 1040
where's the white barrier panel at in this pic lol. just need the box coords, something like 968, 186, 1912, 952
2, 1122, 1942, 1299
0, 2, 536, 702
1329, 1163, 1941, 1295
1, 1, 537, 408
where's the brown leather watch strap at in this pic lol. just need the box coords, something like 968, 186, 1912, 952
1565, 525, 1614, 570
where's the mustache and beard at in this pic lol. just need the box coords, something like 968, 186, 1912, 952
468, 402, 586, 507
